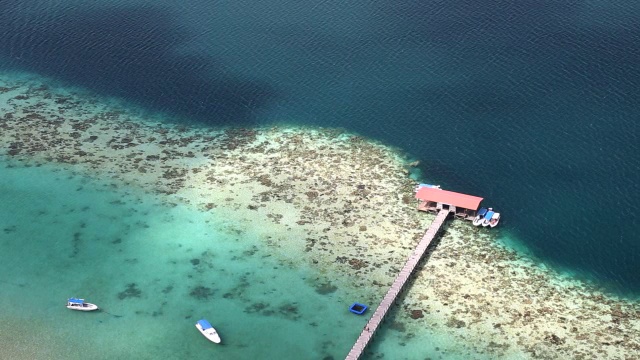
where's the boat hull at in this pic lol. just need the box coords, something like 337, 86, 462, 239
196, 323, 221, 344
472, 208, 488, 226
489, 213, 501, 228
481, 210, 495, 227
66, 303, 99, 311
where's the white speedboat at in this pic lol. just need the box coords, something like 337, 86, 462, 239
472, 208, 488, 226
489, 212, 500, 228
482, 210, 495, 227
196, 319, 221, 344
66, 298, 99, 311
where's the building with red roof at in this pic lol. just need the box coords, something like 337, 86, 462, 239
415, 186, 484, 220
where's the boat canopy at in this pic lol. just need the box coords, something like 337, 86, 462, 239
68, 298, 84, 304
197, 319, 213, 330
484, 211, 495, 220
477, 208, 488, 216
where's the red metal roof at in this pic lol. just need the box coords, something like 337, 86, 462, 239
415, 187, 483, 210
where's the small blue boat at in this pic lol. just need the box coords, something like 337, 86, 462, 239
482, 210, 495, 227
472, 208, 488, 226
196, 319, 221, 343
349, 302, 368, 315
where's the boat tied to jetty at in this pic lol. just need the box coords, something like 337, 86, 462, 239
415, 185, 500, 228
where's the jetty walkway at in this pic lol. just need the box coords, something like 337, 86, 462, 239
345, 209, 450, 360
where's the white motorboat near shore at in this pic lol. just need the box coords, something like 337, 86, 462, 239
66, 298, 99, 311
196, 319, 221, 344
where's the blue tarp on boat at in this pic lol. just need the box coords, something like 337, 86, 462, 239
484, 211, 495, 220
477, 208, 488, 216
197, 319, 213, 330
68, 298, 84, 304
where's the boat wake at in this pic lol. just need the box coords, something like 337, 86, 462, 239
100, 309, 124, 318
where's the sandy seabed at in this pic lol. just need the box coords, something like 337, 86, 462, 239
1, 75, 639, 360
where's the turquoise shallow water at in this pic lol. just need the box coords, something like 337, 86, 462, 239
0, 161, 372, 359
0, 73, 503, 359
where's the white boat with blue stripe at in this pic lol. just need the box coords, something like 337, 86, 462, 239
66, 298, 99, 311
195, 319, 221, 344
482, 210, 495, 227
472, 207, 488, 226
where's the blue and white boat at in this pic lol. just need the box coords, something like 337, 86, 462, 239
66, 298, 99, 311
472, 208, 488, 226
482, 210, 495, 227
195, 319, 221, 344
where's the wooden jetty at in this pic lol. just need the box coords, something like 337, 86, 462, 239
345, 209, 450, 360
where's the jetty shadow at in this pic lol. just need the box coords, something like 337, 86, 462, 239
0, 2, 276, 126
420, 217, 450, 265
408, 213, 451, 287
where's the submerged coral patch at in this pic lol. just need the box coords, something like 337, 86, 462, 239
118, 283, 142, 299
189, 285, 215, 300
245, 302, 269, 314
315, 282, 338, 295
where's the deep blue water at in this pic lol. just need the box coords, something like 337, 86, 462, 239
1, 1, 639, 295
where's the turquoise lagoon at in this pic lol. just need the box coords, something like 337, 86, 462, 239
0, 162, 370, 359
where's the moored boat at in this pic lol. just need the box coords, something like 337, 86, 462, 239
66, 298, 99, 311
482, 210, 495, 227
196, 319, 221, 344
414, 183, 441, 192
489, 212, 500, 228
472, 208, 488, 226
